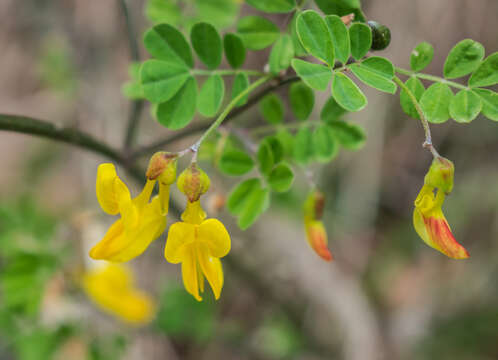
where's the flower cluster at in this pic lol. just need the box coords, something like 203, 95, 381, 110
90, 153, 231, 302
413, 157, 469, 259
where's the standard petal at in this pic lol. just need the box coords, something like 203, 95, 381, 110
196, 242, 224, 300
164, 222, 195, 264
181, 246, 201, 301
96, 164, 121, 215
425, 211, 470, 259
198, 219, 231, 258
305, 220, 333, 261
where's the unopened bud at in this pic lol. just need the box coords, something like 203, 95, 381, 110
177, 163, 210, 202
146, 152, 178, 185
303, 190, 325, 221
424, 157, 454, 194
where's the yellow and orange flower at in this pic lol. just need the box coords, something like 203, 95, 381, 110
413, 157, 469, 259
303, 190, 333, 261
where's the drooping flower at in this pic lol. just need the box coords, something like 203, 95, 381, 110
413, 157, 469, 259
164, 163, 230, 301
83, 263, 155, 324
303, 190, 333, 261
90, 152, 176, 262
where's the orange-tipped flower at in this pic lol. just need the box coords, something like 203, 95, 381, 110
413, 157, 469, 259
303, 190, 333, 261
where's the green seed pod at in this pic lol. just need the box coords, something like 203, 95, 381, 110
368, 21, 391, 51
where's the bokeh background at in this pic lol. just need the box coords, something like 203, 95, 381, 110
1, 1, 497, 359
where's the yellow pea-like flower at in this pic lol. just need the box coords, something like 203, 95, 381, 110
165, 163, 230, 301
90, 158, 173, 262
413, 157, 469, 259
303, 190, 333, 261
83, 263, 155, 324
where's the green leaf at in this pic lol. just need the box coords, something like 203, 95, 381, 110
145, 0, 181, 25
194, 0, 240, 29
257, 142, 274, 175
410, 42, 434, 72
400, 77, 425, 119
263, 136, 284, 164
231, 73, 250, 106
219, 149, 254, 176
140, 59, 190, 103
291, 59, 332, 91
197, 74, 224, 117
321, 96, 347, 123
144, 24, 194, 68
269, 35, 295, 74
289, 82, 314, 121
237, 16, 280, 50
227, 179, 270, 230
224, 33, 246, 69
324, 15, 350, 64
327, 121, 366, 150
276, 129, 294, 157
122, 64, 143, 99
290, 12, 307, 57
468, 52, 498, 87
314, 0, 366, 22
313, 124, 339, 162
349, 56, 397, 94
268, 163, 294, 192
349, 23, 372, 60
190, 22, 222, 69
472, 88, 498, 121
259, 94, 284, 124
156, 77, 197, 129
331, 72, 367, 111
296, 10, 335, 65
246, 0, 295, 13
293, 126, 314, 164
449, 89, 482, 123
443, 39, 484, 79
419, 82, 453, 123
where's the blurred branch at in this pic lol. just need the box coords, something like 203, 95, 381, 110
119, 0, 145, 150
130, 76, 300, 159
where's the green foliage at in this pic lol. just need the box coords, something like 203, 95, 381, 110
257, 141, 275, 175
268, 163, 294, 192
410, 42, 434, 72
400, 77, 425, 119
443, 39, 484, 79
296, 10, 334, 65
140, 59, 190, 103
449, 90, 482, 123
144, 24, 194, 67
269, 35, 295, 74
349, 56, 397, 94
260, 94, 284, 124
368, 21, 391, 51
227, 178, 270, 230
231, 73, 250, 106
289, 82, 315, 121
332, 72, 367, 112
191, 22, 223, 69
237, 16, 280, 50
246, 0, 295, 13
156, 77, 197, 129
469, 52, 498, 87
349, 22, 372, 60
219, 149, 255, 176
328, 121, 366, 150
325, 15, 350, 64
314, 0, 366, 22
313, 124, 339, 162
473, 88, 498, 121
293, 127, 314, 164
321, 96, 347, 122
291, 59, 332, 91
198, 75, 225, 117
419, 82, 453, 123
122, 63, 143, 99
224, 33, 246, 69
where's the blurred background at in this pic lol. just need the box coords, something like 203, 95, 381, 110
1, 1, 497, 359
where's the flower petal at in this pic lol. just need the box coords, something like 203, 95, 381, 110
96, 164, 132, 215
164, 222, 195, 264
196, 242, 224, 300
305, 220, 333, 261
181, 245, 202, 301
198, 219, 231, 258
89, 219, 127, 260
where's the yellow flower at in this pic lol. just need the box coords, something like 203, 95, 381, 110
90, 159, 173, 262
82, 263, 155, 324
164, 163, 230, 301
303, 190, 333, 261
413, 158, 469, 259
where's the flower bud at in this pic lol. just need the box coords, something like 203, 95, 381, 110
303, 189, 333, 261
177, 163, 210, 202
146, 152, 178, 185
424, 157, 454, 194
303, 190, 325, 220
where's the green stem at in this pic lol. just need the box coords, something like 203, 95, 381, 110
189, 76, 272, 152
395, 67, 468, 90
191, 69, 266, 77
393, 75, 440, 157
